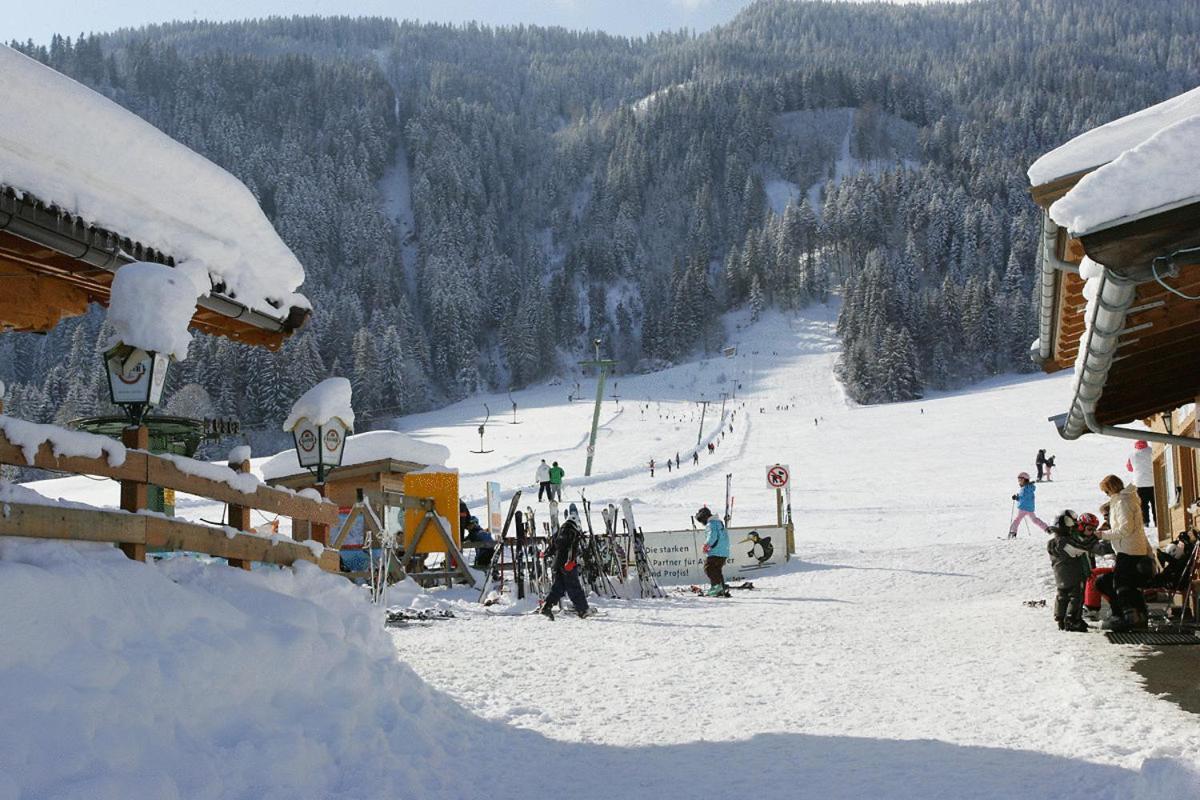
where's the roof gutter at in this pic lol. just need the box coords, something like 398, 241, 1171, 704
0, 192, 295, 334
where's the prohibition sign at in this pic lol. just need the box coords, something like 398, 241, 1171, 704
767, 464, 790, 489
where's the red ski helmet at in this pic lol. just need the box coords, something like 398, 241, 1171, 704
1078, 512, 1100, 529
1134, 440, 1149, 450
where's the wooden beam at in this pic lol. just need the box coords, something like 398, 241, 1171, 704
119, 425, 149, 561
0, 427, 339, 528
1081, 200, 1200, 273
0, 502, 147, 544
227, 457, 253, 570
0, 500, 339, 572
1029, 168, 1095, 209
143, 517, 329, 569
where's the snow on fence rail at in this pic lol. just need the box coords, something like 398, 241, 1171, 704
0, 415, 339, 570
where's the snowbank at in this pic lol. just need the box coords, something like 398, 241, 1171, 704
1028, 85, 1200, 185
0, 415, 126, 467
106, 262, 202, 361
0, 539, 507, 800
282, 377, 355, 432
0, 45, 308, 317
260, 429, 450, 481
1050, 114, 1200, 236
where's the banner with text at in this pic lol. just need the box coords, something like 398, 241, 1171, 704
639, 525, 788, 585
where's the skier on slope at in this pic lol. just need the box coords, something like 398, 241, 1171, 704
1125, 440, 1155, 527
540, 506, 590, 620
650, 458, 655, 477
548, 461, 565, 501
536, 459, 552, 502
1036, 449, 1047, 482
1009, 472, 1049, 538
695, 505, 731, 597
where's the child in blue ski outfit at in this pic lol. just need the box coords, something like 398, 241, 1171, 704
696, 505, 730, 596
1010, 472, 1049, 538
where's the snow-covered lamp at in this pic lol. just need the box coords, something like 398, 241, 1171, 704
284, 377, 354, 485
102, 262, 201, 426
103, 344, 170, 425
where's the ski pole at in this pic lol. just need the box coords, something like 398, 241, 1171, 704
1007, 498, 1016, 536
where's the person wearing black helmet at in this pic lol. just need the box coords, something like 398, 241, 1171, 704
1046, 510, 1102, 632
539, 504, 590, 620
695, 505, 730, 597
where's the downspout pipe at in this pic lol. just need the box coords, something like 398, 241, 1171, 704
1075, 410, 1200, 451
1035, 211, 1074, 363
1058, 264, 1137, 440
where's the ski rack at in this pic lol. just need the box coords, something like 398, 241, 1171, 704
476, 490, 523, 602
332, 494, 404, 601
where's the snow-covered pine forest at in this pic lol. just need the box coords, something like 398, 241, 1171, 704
3, 0, 1199, 435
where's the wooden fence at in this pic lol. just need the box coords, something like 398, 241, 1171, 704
0, 422, 340, 572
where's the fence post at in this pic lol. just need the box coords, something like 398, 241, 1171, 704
311, 482, 330, 546
119, 425, 149, 562
227, 457, 253, 570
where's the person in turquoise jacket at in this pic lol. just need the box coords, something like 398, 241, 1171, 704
696, 505, 730, 596
1009, 471, 1048, 538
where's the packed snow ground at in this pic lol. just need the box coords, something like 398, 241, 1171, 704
385, 305, 1200, 795
10, 305, 1200, 798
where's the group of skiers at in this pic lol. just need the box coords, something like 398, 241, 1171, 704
534, 459, 565, 502
1034, 449, 1056, 482
536, 500, 733, 619
1011, 439, 1170, 633
648, 426, 734, 476
1043, 474, 1156, 633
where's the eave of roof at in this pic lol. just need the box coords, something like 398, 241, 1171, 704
0, 189, 309, 348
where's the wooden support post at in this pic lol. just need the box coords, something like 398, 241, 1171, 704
118, 425, 149, 562
311, 482, 329, 546
227, 458, 253, 570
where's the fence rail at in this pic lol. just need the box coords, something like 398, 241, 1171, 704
0, 419, 337, 571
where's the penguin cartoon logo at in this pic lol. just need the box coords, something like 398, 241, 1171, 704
739, 531, 774, 565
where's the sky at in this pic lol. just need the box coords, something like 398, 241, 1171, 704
3, 1, 763, 44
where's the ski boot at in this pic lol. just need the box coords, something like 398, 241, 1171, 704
1064, 619, 1090, 633
576, 607, 591, 619
539, 604, 555, 621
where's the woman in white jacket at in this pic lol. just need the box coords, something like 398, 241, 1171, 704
1125, 440, 1156, 526
1095, 475, 1153, 631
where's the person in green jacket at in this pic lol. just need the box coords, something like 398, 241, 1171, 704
548, 461, 565, 501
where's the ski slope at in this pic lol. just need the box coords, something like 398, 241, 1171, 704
15, 304, 1200, 798
384, 305, 1200, 796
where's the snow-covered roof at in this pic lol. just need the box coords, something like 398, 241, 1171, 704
260, 430, 450, 481
0, 44, 308, 318
1049, 114, 1200, 237
1027, 85, 1200, 186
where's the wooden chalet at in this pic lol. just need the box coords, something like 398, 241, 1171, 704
0, 45, 334, 573
0, 44, 310, 349
1030, 87, 1200, 540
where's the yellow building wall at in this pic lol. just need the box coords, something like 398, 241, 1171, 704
402, 470, 460, 554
